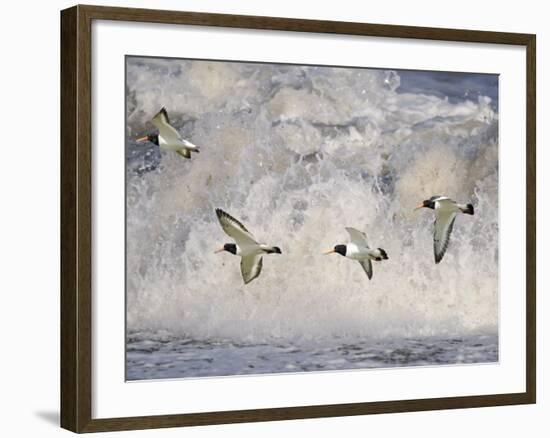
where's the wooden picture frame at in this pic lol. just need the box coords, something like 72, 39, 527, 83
61, 4, 536, 433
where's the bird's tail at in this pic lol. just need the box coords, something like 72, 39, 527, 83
264, 246, 282, 254
460, 203, 474, 215
183, 139, 200, 153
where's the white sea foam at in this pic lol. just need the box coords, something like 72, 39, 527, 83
126, 58, 498, 343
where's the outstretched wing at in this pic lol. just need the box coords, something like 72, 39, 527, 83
345, 227, 369, 248
240, 255, 263, 284
358, 259, 373, 280
151, 107, 181, 143
154, 107, 171, 125
215, 209, 258, 247
433, 210, 457, 263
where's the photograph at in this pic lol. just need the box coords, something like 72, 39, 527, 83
125, 56, 499, 381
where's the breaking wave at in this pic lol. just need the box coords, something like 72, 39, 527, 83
125, 58, 499, 343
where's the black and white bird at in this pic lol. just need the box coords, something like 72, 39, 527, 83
214, 209, 282, 285
136, 107, 200, 159
324, 227, 388, 280
415, 196, 474, 264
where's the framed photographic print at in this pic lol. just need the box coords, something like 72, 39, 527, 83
60, 4, 536, 433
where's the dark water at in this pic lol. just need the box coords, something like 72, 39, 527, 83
397, 70, 499, 108
127, 332, 498, 380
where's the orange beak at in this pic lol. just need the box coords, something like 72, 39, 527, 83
136, 136, 149, 143
214, 247, 225, 254
414, 204, 425, 211
323, 249, 336, 255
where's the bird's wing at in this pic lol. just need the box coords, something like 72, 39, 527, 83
176, 149, 191, 159
240, 255, 263, 284
151, 108, 182, 143
215, 209, 258, 247
433, 210, 457, 263
345, 227, 369, 248
358, 259, 373, 280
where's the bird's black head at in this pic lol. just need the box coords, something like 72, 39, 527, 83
334, 244, 347, 256
272, 246, 282, 254
147, 134, 159, 146
223, 243, 237, 255
214, 243, 237, 255
416, 199, 436, 210
378, 248, 389, 260
136, 133, 159, 146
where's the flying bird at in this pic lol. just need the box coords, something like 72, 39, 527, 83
414, 196, 474, 263
136, 107, 200, 159
214, 209, 282, 285
324, 227, 388, 280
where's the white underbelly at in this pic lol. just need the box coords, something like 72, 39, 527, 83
238, 245, 262, 257
346, 244, 370, 260
160, 142, 184, 151
436, 200, 460, 213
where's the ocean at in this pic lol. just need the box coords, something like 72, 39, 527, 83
125, 57, 499, 380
